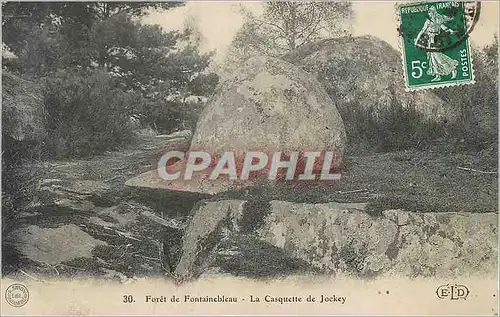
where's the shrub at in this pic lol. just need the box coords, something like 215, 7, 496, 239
433, 41, 498, 152
2, 71, 46, 233
342, 39, 498, 155
1, 137, 39, 234
133, 91, 205, 135
42, 68, 134, 158
341, 97, 448, 153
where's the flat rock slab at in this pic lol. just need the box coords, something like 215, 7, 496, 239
8, 224, 107, 265
155, 129, 193, 140
124, 170, 233, 195
174, 199, 498, 280
38, 179, 111, 196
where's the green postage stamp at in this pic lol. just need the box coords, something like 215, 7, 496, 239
397, 1, 480, 90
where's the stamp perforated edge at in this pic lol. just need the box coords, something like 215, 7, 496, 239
395, 1, 476, 92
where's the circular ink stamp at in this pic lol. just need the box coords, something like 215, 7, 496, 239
397, 1, 479, 90
5, 283, 29, 307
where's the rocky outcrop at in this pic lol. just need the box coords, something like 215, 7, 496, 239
174, 199, 497, 280
283, 35, 456, 123
261, 202, 497, 278
7, 224, 107, 265
33, 178, 112, 213
174, 200, 246, 278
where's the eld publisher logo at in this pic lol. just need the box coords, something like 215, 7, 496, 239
436, 284, 470, 300
5, 283, 29, 307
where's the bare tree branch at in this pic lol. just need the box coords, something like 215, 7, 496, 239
224, 2, 353, 69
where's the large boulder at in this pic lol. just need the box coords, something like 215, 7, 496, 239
283, 35, 456, 123
174, 199, 497, 280
126, 56, 346, 194
190, 55, 346, 162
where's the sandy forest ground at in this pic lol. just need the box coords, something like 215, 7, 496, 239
2, 134, 498, 281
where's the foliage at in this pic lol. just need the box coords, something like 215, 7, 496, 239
225, 2, 353, 68
1, 72, 45, 234
2, 1, 218, 137
132, 94, 206, 135
42, 68, 135, 158
2, 2, 182, 69
342, 98, 447, 153
432, 37, 498, 151
87, 13, 218, 99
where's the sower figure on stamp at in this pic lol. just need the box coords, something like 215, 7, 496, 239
414, 6, 459, 82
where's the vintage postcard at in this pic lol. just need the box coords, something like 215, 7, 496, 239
1, 1, 498, 315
